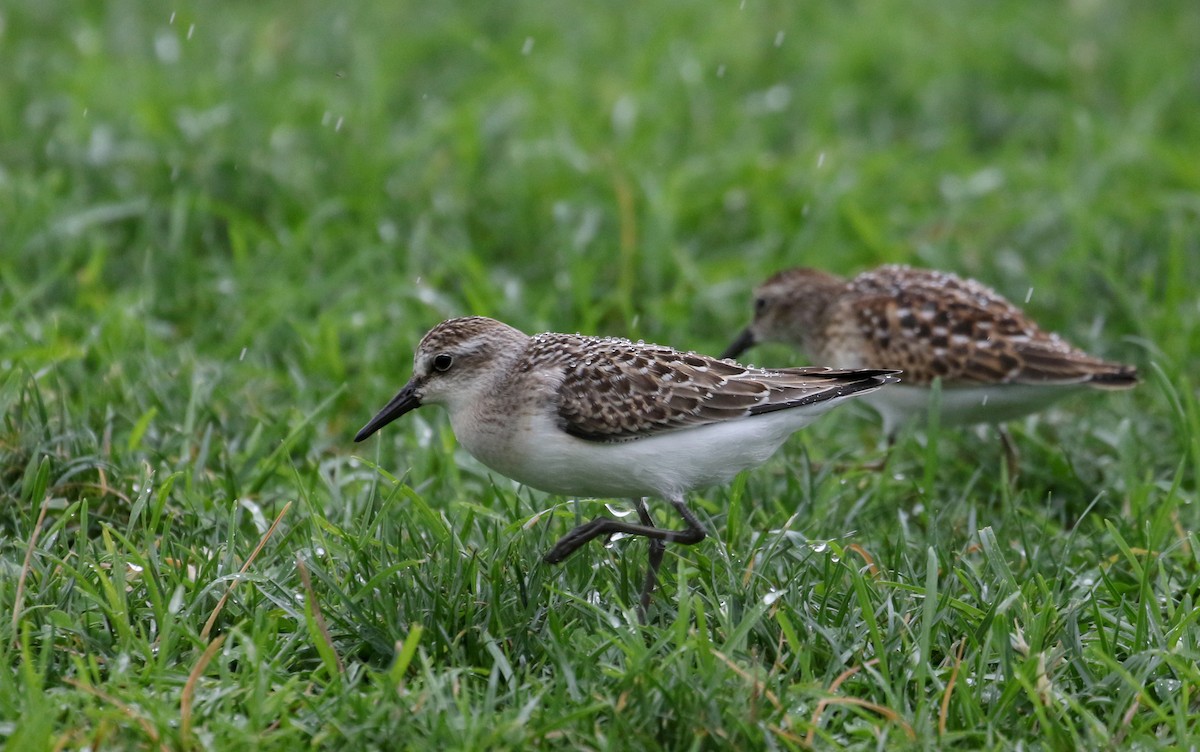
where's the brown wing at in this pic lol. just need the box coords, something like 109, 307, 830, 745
846, 267, 1136, 387
544, 334, 896, 442
1011, 337, 1138, 388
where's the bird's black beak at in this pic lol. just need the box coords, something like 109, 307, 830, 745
354, 380, 422, 442
720, 328, 757, 360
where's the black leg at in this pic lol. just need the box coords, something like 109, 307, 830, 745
666, 495, 707, 544
998, 425, 1020, 482
635, 498, 666, 623
542, 497, 706, 565
859, 438, 896, 472
837, 432, 896, 473
543, 495, 706, 619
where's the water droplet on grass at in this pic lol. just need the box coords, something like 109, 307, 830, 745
762, 588, 786, 605
1155, 678, 1182, 698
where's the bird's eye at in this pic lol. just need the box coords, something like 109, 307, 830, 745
754, 297, 768, 315
432, 353, 454, 372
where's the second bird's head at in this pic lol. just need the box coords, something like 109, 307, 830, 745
722, 267, 845, 361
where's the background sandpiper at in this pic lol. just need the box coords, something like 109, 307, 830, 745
722, 265, 1138, 469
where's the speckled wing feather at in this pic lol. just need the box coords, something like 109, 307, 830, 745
537, 334, 895, 442
844, 266, 1136, 387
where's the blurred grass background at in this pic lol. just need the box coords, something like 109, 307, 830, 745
2, 0, 1199, 748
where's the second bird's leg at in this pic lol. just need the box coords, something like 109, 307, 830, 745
635, 497, 666, 623
857, 432, 899, 472
997, 425, 1021, 482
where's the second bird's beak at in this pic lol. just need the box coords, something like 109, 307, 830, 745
720, 328, 757, 360
354, 380, 422, 442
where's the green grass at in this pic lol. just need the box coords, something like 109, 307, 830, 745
2, 0, 1199, 748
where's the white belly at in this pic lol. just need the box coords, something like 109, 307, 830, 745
451, 404, 843, 500
863, 383, 1086, 436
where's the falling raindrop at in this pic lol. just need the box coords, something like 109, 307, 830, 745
762, 84, 790, 111
611, 96, 637, 136
154, 30, 181, 63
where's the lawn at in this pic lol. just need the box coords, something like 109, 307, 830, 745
2, 0, 1199, 748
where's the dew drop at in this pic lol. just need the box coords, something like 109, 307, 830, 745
1155, 678, 1182, 698
605, 503, 635, 518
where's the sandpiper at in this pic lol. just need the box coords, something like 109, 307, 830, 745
355, 316, 898, 617
722, 266, 1138, 458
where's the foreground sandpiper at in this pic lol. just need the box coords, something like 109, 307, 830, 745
723, 266, 1138, 453
355, 316, 898, 617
